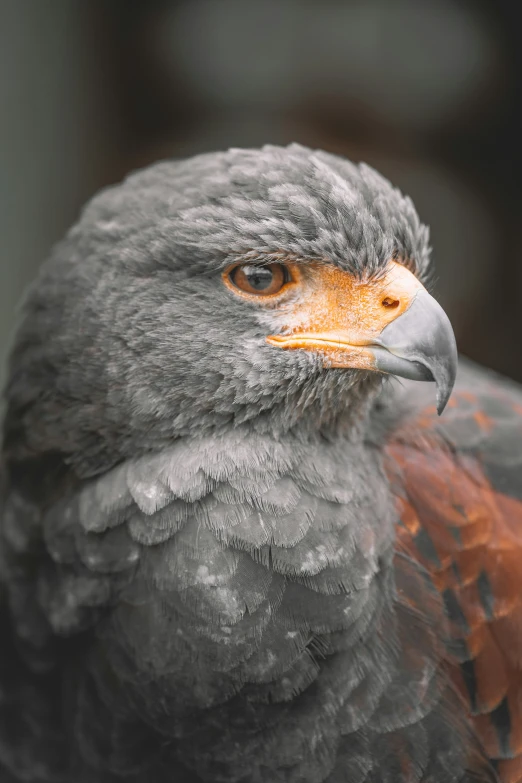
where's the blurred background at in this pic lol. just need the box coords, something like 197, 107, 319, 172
1, 0, 521, 388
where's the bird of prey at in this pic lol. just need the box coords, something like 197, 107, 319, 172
1, 144, 521, 783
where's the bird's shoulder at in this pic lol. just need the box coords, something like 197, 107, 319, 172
383, 358, 522, 783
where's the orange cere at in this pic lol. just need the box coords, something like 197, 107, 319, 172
266, 260, 425, 369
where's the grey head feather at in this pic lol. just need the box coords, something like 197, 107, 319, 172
3, 144, 431, 478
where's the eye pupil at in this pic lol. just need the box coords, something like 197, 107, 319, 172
242, 265, 273, 290
227, 262, 291, 296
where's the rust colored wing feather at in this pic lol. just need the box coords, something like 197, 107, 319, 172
384, 362, 522, 783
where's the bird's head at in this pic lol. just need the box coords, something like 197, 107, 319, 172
4, 144, 457, 477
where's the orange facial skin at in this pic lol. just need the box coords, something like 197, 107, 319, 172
265, 260, 424, 369
222, 258, 425, 370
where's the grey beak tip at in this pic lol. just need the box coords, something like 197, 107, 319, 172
436, 372, 456, 415
435, 364, 457, 416
436, 396, 448, 416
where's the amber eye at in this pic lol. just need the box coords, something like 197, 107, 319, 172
228, 263, 290, 296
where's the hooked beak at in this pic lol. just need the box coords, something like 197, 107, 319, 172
266, 261, 458, 415
367, 288, 457, 414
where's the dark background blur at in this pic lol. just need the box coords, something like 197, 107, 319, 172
2, 0, 521, 388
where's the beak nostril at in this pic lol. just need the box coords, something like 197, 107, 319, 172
382, 297, 400, 309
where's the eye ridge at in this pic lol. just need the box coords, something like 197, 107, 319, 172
229, 263, 290, 296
